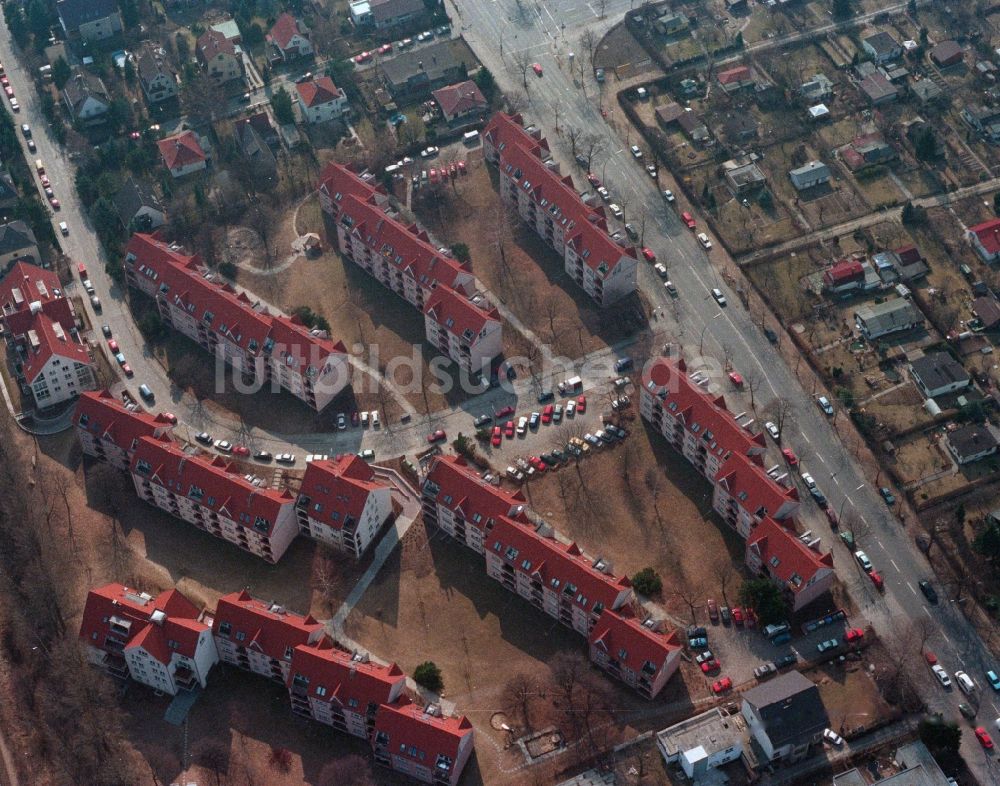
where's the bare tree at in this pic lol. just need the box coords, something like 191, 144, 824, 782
182, 72, 226, 125
318, 756, 375, 786
512, 49, 533, 91
713, 562, 737, 606
195, 741, 229, 786
503, 88, 529, 114
581, 133, 606, 173
673, 580, 706, 623
503, 672, 541, 732
566, 125, 583, 158
579, 29, 598, 67
743, 369, 761, 410
549, 651, 587, 738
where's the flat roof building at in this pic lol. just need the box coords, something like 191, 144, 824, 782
656, 708, 745, 780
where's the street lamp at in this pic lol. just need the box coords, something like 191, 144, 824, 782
699, 313, 722, 354
838, 485, 865, 525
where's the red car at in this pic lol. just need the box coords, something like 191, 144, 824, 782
40, 175, 50, 188
728, 371, 744, 388
491, 426, 502, 447
699, 659, 720, 673
681, 211, 696, 230
378, 43, 392, 54
354, 51, 372, 63
427, 429, 447, 443
531, 62, 543, 76
744, 607, 757, 628
542, 404, 554, 423
49, 197, 59, 210
924, 651, 937, 666
712, 677, 732, 694
233, 445, 250, 457
504, 420, 515, 438
576, 395, 587, 414
825, 507, 839, 527
844, 627, 864, 643
587, 173, 601, 188
0, 77, 8, 87
496, 405, 515, 418
429, 168, 439, 183
731, 607, 744, 626
642, 247, 656, 262
160, 412, 178, 425
529, 456, 547, 473
782, 448, 799, 466
707, 598, 719, 622
975, 727, 994, 749
3, 86, 12, 98
869, 570, 884, 591
108, 339, 119, 352
122, 363, 133, 378
457, 161, 467, 175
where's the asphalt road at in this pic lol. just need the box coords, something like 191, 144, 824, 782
448, 0, 1000, 776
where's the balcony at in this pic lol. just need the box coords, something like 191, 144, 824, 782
173, 665, 198, 690
102, 653, 129, 679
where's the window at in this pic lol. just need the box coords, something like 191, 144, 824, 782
235, 631, 246, 642
504, 546, 518, 561
218, 622, 231, 636
769, 556, 780, 568
315, 686, 327, 697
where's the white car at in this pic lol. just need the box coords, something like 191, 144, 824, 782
823, 729, 844, 747
645, 164, 657, 178
370, 410, 380, 428
697, 232, 713, 250
630, 144, 642, 159
82, 279, 95, 294
596, 186, 610, 201
421, 146, 439, 158
854, 550, 872, 572
765, 421, 780, 440
665, 280, 677, 296
711, 288, 727, 307
817, 396, 834, 416
654, 262, 668, 279
58, 221, 68, 236
275, 453, 296, 464
516, 416, 528, 435
609, 203, 624, 219
565, 400, 576, 417
932, 664, 952, 688
662, 189, 675, 203
800, 471, 816, 488
214, 440, 233, 453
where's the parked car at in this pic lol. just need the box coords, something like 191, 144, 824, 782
426, 429, 447, 444
765, 421, 780, 440
336, 413, 347, 430
695, 650, 715, 665
868, 570, 884, 591
707, 598, 719, 622
731, 607, 744, 626
817, 638, 839, 653
975, 727, 994, 749
662, 189, 675, 203
817, 396, 834, 415
624, 223, 638, 240
275, 453, 296, 464
214, 440, 233, 453
988, 670, 1000, 691
609, 203, 624, 219
542, 404, 554, 423
932, 664, 952, 688
754, 662, 777, 679
645, 164, 657, 178
630, 144, 642, 159
496, 405, 516, 418
960, 703, 977, 721
665, 280, 677, 296
516, 416, 528, 436
681, 211, 696, 229
529, 412, 540, 429
195, 432, 213, 445
919, 580, 939, 604
712, 677, 732, 694
576, 395, 587, 413
642, 247, 656, 263
596, 186, 610, 201
254, 451, 273, 462
775, 654, 798, 669
687, 625, 707, 639
504, 420, 515, 438
654, 262, 668, 278
844, 628, 864, 643
697, 232, 713, 250
854, 550, 872, 572
699, 658, 720, 673
688, 637, 708, 649
823, 729, 845, 746
232, 445, 250, 457
711, 288, 727, 307
474, 413, 493, 428
879, 487, 896, 505
782, 448, 799, 466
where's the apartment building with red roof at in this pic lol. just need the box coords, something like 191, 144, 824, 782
483, 113, 638, 307
76, 390, 174, 470
124, 233, 349, 411
157, 131, 208, 178
288, 638, 406, 739
0, 261, 74, 340
80, 583, 218, 695
130, 436, 299, 562
318, 162, 502, 372
372, 697, 475, 786
20, 311, 96, 407
268, 12, 313, 61
421, 454, 528, 553
296, 76, 347, 123
968, 217, 1000, 263
485, 516, 634, 637
745, 518, 835, 611
211, 590, 324, 682
296, 454, 393, 557
588, 606, 682, 699
640, 356, 834, 611
423, 285, 502, 374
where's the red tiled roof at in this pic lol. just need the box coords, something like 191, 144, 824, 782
131, 436, 295, 535
197, 29, 237, 60
213, 590, 323, 661
76, 389, 173, 451
589, 606, 681, 678
424, 455, 527, 529
642, 356, 765, 460
288, 636, 404, 706
895, 244, 922, 265
746, 517, 833, 595
296, 76, 341, 108
483, 113, 637, 276
714, 451, 799, 519
22, 311, 92, 383
80, 583, 208, 665
319, 163, 473, 293
0, 261, 75, 338
970, 218, 1000, 256
824, 259, 864, 285
718, 65, 752, 85
267, 314, 346, 376
431, 80, 487, 118
299, 454, 387, 531
424, 285, 499, 341
157, 131, 206, 170
269, 12, 303, 49
487, 517, 633, 615
372, 696, 473, 771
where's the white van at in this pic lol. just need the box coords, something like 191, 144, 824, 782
462, 130, 480, 145
558, 376, 582, 395
955, 671, 975, 695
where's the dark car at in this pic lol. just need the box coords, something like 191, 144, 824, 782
763, 328, 778, 344
775, 654, 798, 669
879, 487, 896, 505
686, 625, 707, 639
575, 153, 588, 167
919, 580, 939, 604
195, 432, 213, 445
614, 357, 633, 373
473, 413, 493, 428
254, 451, 273, 462
809, 487, 828, 508
537, 391, 555, 404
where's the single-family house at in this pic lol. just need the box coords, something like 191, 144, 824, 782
862, 32, 902, 64
859, 73, 899, 105
379, 39, 472, 102
930, 40, 964, 68
655, 102, 686, 127
56, 0, 122, 42
268, 13, 313, 62
61, 69, 110, 124
295, 76, 349, 123
677, 110, 710, 143
968, 218, 1000, 263
723, 161, 766, 196
234, 119, 277, 184
799, 73, 833, 102
717, 65, 754, 93
654, 12, 689, 35
854, 298, 924, 339
742, 672, 828, 763
0, 221, 40, 267
973, 296, 1000, 330
911, 78, 944, 105
196, 29, 245, 86
136, 43, 178, 105
432, 80, 488, 124
839, 132, 896, 171
0, 169, 18, 210
909, 352, 971, 398
947, 423, 999, 465
113, 177, 166, 232
962, 105, 1000, 143
823, 258, 865, 293
157, 131, 208, 178
788, 161, 830, 191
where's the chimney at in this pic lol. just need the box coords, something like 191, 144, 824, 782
418, 60, 424, 70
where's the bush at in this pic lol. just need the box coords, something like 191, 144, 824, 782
219, 261, 237, 279
631, 567, 662, 596
413, 661, 443, 693
450, 243, 470, 263
738, 578, 786, 626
